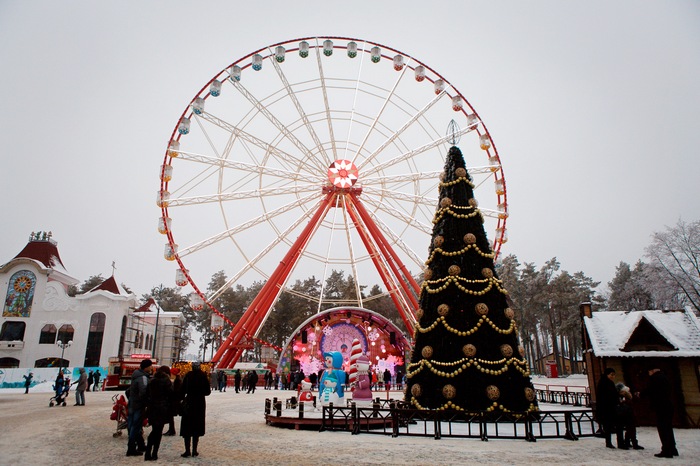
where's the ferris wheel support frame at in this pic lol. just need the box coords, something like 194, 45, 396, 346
344, 197, 416, 335
214, 191, 336, 367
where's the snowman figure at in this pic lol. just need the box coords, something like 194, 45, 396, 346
320, 370, 341, 407
298, 377, 315, 410
352, 353, 373, 405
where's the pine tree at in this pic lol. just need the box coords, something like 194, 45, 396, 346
405, 146, 538, 414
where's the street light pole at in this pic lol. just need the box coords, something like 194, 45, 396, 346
56, 339, 72, 372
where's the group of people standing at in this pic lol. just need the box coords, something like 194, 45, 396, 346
126, 359, 211, 460
596, 366, 678, 458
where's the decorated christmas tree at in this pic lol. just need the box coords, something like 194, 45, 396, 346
405, 146, 538, 415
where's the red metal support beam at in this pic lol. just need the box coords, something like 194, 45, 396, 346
349, 194, 420, 317
213, 192, 335, 367
344, 198, 415, 337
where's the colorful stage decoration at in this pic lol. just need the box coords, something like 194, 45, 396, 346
352, 353, 373, 404
320, 351, 346, 406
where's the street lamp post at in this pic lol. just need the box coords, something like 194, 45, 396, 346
56, 339, 72, 372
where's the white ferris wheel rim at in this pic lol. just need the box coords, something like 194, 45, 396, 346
158, 36, 508, 310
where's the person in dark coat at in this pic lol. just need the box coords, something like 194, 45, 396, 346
23, 372, 33, 394
92, 369, 101, 391
165, 368, 182, 436
645, 368, 678, 458
145, 365, 174, 461
615, 383, 643, 450
126, 358, 153, 456
247, 370, 258, 394
595, 367, 621, 449
180, 362, 211, 457
234, 369, 241, 393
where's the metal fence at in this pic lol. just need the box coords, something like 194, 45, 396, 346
316, 400, 597, 441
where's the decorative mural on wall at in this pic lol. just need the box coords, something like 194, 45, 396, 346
3, 270, 37, 318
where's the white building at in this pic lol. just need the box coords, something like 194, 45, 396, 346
0, 232, 184, 369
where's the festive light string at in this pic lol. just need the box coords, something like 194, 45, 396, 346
425, 243, 495, 263
438, 176, 475, 189
415, 314, 516, 336
420, 275, 508, 296
409, 397, 539, 414
406, 356, 531, 379
432, 205, 484, 224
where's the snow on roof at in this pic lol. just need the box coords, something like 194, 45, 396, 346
584, 309, 700, 357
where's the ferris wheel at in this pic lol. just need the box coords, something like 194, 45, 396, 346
157, 37, 508, 367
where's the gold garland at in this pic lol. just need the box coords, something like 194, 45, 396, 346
415, 314, 516, 337
421, 275, 508, 296
432, 205, 484, 224
425, 243, 495, 264
406, 355, 531, 379
409, 397, 539, 415
439, 176, 475, 188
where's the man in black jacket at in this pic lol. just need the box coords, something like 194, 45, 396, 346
126, 359, 154, 456
646, 368, 678, 458
596, 367, 621, 449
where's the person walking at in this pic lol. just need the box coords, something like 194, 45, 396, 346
54, 371, 65, 400
126, 358, 153, 456
180, 362, 211, 458
23, 372, 33, 394
246, 370, 258, 394
92, 369, 101, 391
165, 368, 182, 436
234, 369, 241, 393
383, 368, 392, 391
144, 365, 174, 461
595, 367, 621, 449
73, 368, 88, 406
645, 367, 678, 458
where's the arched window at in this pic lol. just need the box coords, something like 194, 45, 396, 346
84, 313, 105, 367
0, 321, 26, 341
0, 357, 20, 368
35, 357, 65, 368
118, 316, 127, 358
3, 270, 37, 317
39, 324, 57, 344
57, 324, 74, 344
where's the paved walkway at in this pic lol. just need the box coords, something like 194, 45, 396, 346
1, 388, 698, 465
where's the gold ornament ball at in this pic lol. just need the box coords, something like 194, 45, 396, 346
424, 268, 433, 280
455, 167, 467, 178
504, 307, 515, 319
500, 344, 513, 357
411, 384, 422, 397
464, 233, 477, 244
481, 268, 494, 278
415, 308, 424, 319
525, 387, 535, 401
448, 265, 461, 276
440, 197, 452, 208
463, 344, 477, 357
475, 303, 489, 316
442, 384, 457, 399
433, 236, 444, 247
437, 304, 450, 316
439, 172, 446, 182
468, 197, 478, 207
486, 385, 501, 401
421, 346, 433, 358
518, 345, 525, 357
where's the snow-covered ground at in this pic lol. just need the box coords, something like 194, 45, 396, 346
1, 375, 699, 465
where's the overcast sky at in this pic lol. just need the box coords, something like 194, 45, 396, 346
1, 0, 699, 300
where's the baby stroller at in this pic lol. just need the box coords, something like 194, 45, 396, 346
49, 377, 70, 407
110, 393, 129, 437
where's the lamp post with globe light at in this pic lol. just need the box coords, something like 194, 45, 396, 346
57, 339, 72, 372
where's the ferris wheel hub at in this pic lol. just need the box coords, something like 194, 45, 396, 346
327, 159, 359, 189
